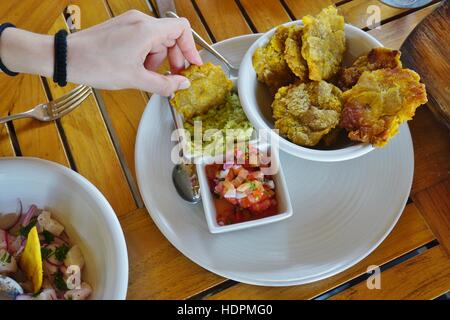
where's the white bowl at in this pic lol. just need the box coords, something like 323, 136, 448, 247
238, 21, 382, 162
196, 144, 293, 233
0, 157, 128, 300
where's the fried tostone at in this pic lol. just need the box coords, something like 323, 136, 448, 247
337, 47, 402, 91
284, 25, 309, 81
252, 25, 297, 92
341, 68, 428, 147
301, 5, 345, 81
170, 62, 233, 120
272, 80, 343, 146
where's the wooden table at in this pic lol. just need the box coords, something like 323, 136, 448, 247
0, 0, 449, 300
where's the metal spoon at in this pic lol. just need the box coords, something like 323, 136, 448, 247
165, 11, 239, 78
0, 275, 23, 300
168, 99, 201, 204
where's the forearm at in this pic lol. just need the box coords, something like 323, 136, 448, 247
0, 28, 54, 77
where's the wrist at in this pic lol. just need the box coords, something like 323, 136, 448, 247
0, 28, 54, 77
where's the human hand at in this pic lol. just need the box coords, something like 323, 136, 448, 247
66, 10, 202, 96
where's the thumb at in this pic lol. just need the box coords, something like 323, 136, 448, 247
138, 71, 190, 97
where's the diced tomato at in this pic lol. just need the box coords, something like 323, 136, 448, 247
238, 197, 252, 209
205, 164, 220, 180
250, 199, 273, 213
214, 198, 235, 225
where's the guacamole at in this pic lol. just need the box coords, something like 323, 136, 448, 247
183, 93, 253, 156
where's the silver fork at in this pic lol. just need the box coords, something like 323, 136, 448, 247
0, 85, 92, 124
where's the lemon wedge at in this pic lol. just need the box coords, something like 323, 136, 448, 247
20, 226, 43, 293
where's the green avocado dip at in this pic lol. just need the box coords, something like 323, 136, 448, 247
183, 93, 254, 157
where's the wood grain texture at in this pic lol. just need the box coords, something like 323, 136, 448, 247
331, 246, 450, 300
0, 0, 69, 33
175, 0, 212, 44
7, 75, 69, 165
413, 179, 450, 256
409, 106, 450, 195
239, 0, 291, 32
284, 0, 333, 18
338, 0, 415, 29
194, 0, 252, 41
107, 0, 156, 16
121, 208, 225, 299
0, 75, 20, 157
0, 2, 69, 165
208, 204, 435, 299
46, 14, 136, 216
401, 1, 450, 128
368, 3, 441, 49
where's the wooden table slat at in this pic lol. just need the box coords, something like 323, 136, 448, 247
174, 0, 213, 44
121, 208, 225, 300
367, 2, 441, 49
194, 0, 252, 41
8, 75, 69, 166
284, 0, 334, 19
239, 0, 291, 32
413, 179, 450, 256
0, 0, 69, 34
409, 107, 450, 195
208, 204, 435, 299
337, 0, 437, 29
106, 0, 156, 16
331, 245, 450, 300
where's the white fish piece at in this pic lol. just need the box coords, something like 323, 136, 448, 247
37, 211, 64, 236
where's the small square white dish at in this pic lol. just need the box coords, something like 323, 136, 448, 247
196, 144, 293, 233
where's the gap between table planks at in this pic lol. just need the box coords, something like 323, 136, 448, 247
330, 245, 450, 300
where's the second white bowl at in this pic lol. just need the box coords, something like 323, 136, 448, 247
238, 21, 382, 162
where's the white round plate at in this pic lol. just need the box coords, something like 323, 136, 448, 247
135, 34, 414, 286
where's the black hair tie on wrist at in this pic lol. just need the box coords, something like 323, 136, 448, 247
53, 29, 68, 87
0, 23, 19, 76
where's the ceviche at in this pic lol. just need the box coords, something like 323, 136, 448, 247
205, 146, 279, 225
0, 202, 92, 300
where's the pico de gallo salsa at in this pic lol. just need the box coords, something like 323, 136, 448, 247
205, 146, 278, 226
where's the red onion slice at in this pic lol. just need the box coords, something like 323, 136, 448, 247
22, 204, 37, 227
5, 199, 23, 231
